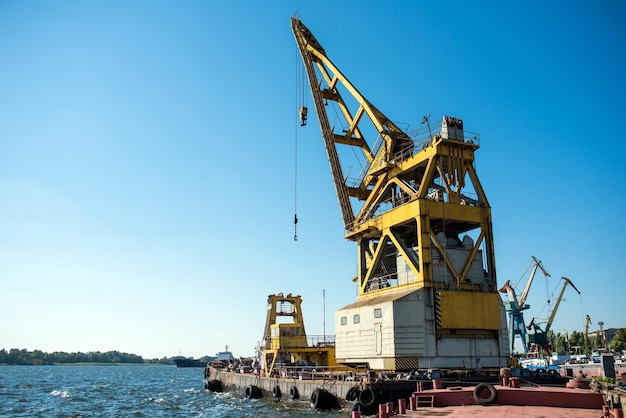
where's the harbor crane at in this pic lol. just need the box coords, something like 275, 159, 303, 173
499, 256, 550, 354
527, 277, 581, 355
292, 16, 509, 371
585, 314, 591, 352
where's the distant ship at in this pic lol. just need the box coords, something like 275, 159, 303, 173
216, 346, 234, 363
173, 357, 207, 368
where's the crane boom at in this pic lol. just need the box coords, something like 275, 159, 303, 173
545, 277, 580, 332
291, 19, 353, 228
291, 18, 414, 229
527, 276, 581, 354
498, 256, 550, 353
518, 256, 550, 307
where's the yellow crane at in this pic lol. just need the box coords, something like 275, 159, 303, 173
584, 314, 591, 352
292, 17, 509, 371
261, 293, 343, 377
527, 277, 581, 354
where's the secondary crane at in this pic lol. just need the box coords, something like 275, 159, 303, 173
499, 256, 550, 354
527, 277, 581, 355
292, 17, 509, 371
584, 314, 591, 352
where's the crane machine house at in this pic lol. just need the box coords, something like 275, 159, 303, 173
292, 17, 510, 372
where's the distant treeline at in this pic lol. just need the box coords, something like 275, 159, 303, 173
0, 348, 212, 366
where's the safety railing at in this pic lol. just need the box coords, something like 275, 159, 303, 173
270, 363, 369, 381
267, 334, 336, 350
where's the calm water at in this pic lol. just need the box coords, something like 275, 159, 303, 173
0, 365, 347, 417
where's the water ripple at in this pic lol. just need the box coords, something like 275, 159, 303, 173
0, 365, 346, 417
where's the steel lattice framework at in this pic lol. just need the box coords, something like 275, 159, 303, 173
292, 18, 498, 299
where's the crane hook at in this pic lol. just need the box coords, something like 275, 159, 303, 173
299, 106, 308, 126
293, 214, 298, 241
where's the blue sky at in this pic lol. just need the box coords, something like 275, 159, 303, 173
1, 1, 624, 359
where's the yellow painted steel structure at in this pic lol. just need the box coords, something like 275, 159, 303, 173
292, 17, 498, 309
292, 17, 509, 370
261, 293, 342, 377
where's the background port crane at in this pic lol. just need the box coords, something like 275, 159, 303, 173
499, 256, 551, 354
527, 277, 581, 355
291, 16, 509, 371
585, 314, 591, 352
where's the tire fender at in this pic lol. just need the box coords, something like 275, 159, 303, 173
358, 387, 378, 407
289, 386, 299, 400
310, 388, 325, 409
346, 385, 360, 402
473, 383, 497, 405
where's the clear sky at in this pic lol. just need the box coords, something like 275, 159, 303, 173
1, 1, 624, 360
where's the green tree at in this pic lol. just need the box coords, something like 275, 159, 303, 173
582, 332, 591, 355
610, 328, 626, 352
569, 330, 583, 347
547, 329, 556, 349
554, 332, 568, 354
594, 332, 603, 349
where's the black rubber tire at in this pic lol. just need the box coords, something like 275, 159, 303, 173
272, 385, 281, 398
289, 386, 299, 400
346, 386, 360, 402
473, 383, 497, 405
324, 391, 339, 409
310, 388, 326, 409
207, 379, 223, 392
358, 387, 378, 407
245, 385, 262, 399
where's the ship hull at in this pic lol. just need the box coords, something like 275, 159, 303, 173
173, 358, 207, 368
205, 365, 417, 409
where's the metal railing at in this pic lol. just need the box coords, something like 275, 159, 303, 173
267, 334, 335, 350
270, 363, 369, 381
342, 125, 481, 232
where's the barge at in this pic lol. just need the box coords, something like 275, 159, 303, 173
204, 16, 620, 416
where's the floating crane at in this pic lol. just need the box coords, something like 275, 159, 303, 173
499, 256, 550, 354
527, 277, 581, 355
292, 17, 509, 371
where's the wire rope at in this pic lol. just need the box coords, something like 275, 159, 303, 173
293, 48, 300, 241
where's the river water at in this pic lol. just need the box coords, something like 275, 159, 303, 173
0, 365, 347, 417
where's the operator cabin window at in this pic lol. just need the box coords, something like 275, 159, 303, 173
341, 316, 347, 326
353, 314, 360, 324
374, 308, 382, 318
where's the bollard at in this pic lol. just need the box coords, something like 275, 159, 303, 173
386, 402, 393, 414
410, 395, 417, 410
418, 381, 423, 392
501, 375, 509, 387
433, 378, 443, 389
398, 398, 406, 414
378, 403, 387, 418
351, 411, 362, 418
613, 408, 623, 418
